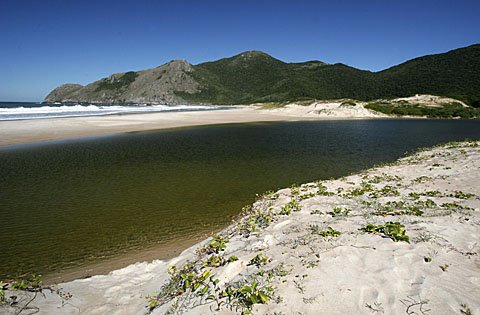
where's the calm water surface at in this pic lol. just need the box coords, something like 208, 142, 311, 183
1, 119, 480, 279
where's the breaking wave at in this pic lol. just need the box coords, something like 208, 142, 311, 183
0, 103, 228, 121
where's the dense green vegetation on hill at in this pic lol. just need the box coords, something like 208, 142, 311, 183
177, 51, 381, 104
365, 102, 480, 118
178, 45, 480, 106
375, 45, 480, 107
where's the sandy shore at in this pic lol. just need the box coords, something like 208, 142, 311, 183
0, 102, 385, 147
42, 236, 207, 286
6, 140, 478, 314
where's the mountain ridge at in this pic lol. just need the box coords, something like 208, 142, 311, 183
45, 44, 480, 106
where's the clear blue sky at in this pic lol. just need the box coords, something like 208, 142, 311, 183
1, 0, 479, 101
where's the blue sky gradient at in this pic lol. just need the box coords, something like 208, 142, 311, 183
1, 0, 479, 101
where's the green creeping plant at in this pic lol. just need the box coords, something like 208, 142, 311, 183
222, 281, 273, 314
279, 199, 301, 215
316, 181, 334, 196
310, 225, 341, 237
361, 222, 409, 242
248, 253, 270, 267
200, 234, 229, 254
449, 190, 475, 199
319, 226, 341, 237
329, 206, 350, 217
237, 207, 274, 236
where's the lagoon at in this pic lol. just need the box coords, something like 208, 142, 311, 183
1, 119, 480, 280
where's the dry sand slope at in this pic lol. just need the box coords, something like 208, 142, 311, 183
261, 101, 387, 118
19, 141, 480, 315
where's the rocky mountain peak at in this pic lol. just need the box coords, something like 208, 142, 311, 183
165, 59, 193, 72
239, 50, 271, 58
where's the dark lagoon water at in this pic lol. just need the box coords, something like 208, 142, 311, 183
1, 119, 480, 279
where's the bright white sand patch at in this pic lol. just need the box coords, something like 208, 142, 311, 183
261, 101, 387, 118
390, 95, 469, 107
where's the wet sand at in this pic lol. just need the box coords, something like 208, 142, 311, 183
42, 234, 207, 285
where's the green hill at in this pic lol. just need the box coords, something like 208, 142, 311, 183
376, 44, 480, 106
180, 45, 480, 106
179, 51, 380, 104
45, 44, 480, 106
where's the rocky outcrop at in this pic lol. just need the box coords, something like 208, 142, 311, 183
45, 84, 83, 102
45, 60, 201, 105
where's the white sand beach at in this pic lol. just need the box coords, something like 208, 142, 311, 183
9, 140, 478, 314
0, 102, 385, 147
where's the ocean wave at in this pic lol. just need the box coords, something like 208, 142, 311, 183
0, 104, 225, 121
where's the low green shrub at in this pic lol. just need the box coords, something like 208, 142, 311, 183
365, 102, 480, 119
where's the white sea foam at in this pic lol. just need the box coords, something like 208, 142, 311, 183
0, 104, 225, 121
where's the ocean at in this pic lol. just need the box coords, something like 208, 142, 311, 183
0, 101, 230, 121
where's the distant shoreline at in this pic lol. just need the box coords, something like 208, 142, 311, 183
3, 95, 478, 148
0, 104, 386, 148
